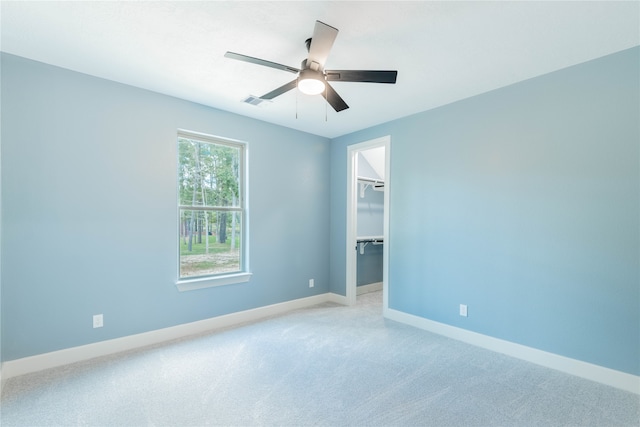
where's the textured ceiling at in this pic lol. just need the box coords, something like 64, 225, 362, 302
1, 1, 639, 138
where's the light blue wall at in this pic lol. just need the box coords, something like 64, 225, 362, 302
357, 186, 384, 238
331, 47, 640, 375
0, 55, 3, 374
357, 244, 383, 287
0, 54, 330, 361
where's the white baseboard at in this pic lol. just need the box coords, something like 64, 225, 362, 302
327, 292, 349, 305
357, 282, 383, 295
2, 293, 339, 382
385, 308, 639, 395
7, 295, 634, 396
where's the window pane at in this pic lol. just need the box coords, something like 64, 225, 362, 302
178, 138, 240, 208
179, 209, 242, 278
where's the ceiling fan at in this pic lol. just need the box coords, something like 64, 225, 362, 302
224, 20, 398, 112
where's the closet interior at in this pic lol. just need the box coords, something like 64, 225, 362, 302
356, 147, 385, 297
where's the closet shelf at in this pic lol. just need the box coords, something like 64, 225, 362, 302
357, 176, 384, 197
357, 176, 384, 185
356, 236, 384, 254
357, 236, 384, 243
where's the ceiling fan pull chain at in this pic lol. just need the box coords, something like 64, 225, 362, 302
325, 84, 328, 122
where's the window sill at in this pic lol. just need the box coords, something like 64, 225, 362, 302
176, 272, 252, 292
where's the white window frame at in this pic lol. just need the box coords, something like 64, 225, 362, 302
175, 129, 251, 291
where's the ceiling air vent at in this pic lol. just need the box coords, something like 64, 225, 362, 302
242, 95, 267, 106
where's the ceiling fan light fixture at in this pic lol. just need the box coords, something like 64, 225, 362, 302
298, 69, 325, 95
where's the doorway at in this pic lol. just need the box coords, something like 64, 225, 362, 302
346, 136, 390, 312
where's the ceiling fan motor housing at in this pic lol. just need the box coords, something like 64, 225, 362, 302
301, 58, 322, 72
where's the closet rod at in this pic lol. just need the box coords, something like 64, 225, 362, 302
357, 176, 384, 185
356, 237, 384, 244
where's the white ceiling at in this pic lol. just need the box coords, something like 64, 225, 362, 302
1, 1, 638, 138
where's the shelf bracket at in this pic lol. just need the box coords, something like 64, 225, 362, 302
359, 182, 370, 198
359, 241, 368, 254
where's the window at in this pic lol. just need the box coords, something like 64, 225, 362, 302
177, 130, 249, 289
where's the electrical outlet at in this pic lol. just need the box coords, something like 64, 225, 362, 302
93, 314, 104, 328
309, 279, 314, 288
459, 304, 468, 317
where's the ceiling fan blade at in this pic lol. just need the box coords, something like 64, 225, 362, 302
325, 70, 398, 84
225, 51, 300, 74
260, 79, 298, 100
322, 82, 349, 112
307, 21, 338, 69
